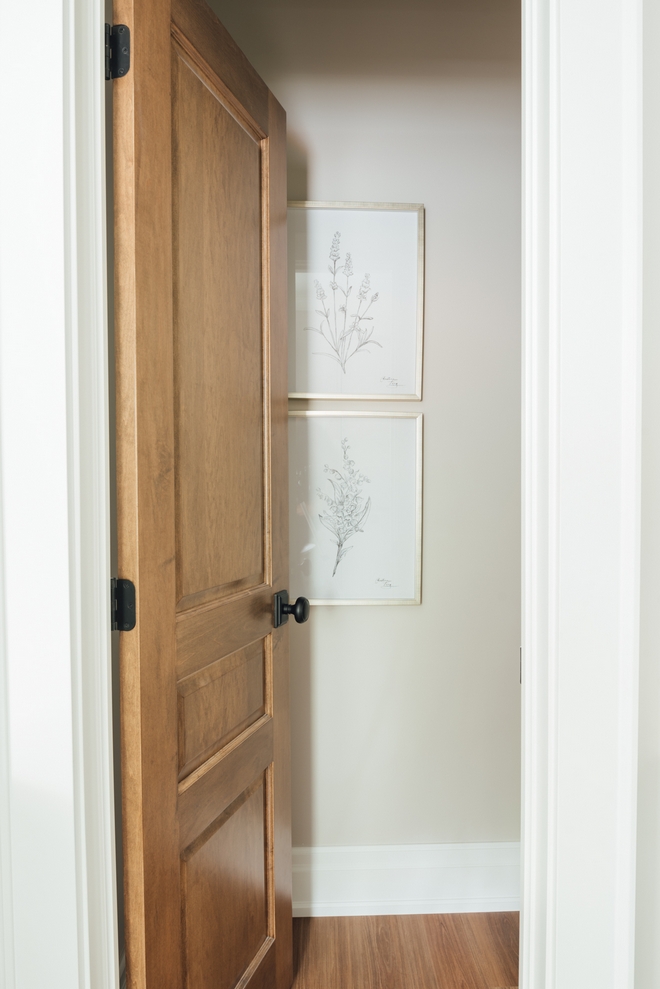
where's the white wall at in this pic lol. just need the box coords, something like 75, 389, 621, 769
636, 0, 660, 984
211, 0, 521, 849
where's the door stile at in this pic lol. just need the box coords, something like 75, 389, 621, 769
267, 91, 294, 987
113, 1, 182, 986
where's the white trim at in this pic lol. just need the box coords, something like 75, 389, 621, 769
521, 0, 643, 986
292, 843, 520, 918
68, 1, 119, 987
0, 354, 15, 989
0, 2, 118, 987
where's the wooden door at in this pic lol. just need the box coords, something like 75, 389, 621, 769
112, 1, 292, 987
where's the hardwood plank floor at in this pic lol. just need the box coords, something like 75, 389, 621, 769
292, 913, 519, 989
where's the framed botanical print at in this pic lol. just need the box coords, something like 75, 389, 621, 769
289, 412, 423, 605
288, 202, 424, 400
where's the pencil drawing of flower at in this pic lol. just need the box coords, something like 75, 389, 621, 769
317, 438, 371, 576
306, 232, 381, 373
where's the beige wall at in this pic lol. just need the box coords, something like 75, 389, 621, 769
210, 0, 521, 847
636, 0, 660, 983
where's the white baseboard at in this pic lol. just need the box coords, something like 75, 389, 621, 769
292, 842, 520, 918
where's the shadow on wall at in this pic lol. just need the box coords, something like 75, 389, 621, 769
286, 131, 312, 828
287, 131, 309, 202
208, 0, 520, 82
289, 616, 314, 842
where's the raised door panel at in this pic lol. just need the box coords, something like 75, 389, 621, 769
177, 639, 266, 780
182, 781, 271, 989
172, 47, 266, 610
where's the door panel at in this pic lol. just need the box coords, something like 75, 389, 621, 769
173, 46, 265, 607
113, 0, 292, 986
182, 781, 269, 989
177, 639, 266, 780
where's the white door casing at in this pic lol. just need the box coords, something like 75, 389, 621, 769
522, 0, 643, 987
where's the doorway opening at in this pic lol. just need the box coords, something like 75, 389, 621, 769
206, 0, 522, 983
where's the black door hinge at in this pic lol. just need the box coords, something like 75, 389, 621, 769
111, 578, 136, 631
105, 24, 131, 80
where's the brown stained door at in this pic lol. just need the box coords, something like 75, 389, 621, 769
112, 1, 292, 987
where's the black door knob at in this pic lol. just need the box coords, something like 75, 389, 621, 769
283, 596, 310, 624
273, 590, 310, 628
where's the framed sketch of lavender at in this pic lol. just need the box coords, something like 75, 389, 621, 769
289, 412, 423, 604
288, 202, 424, 400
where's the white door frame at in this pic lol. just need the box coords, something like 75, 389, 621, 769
0, 1, 646, 988
521, 0, 643, 986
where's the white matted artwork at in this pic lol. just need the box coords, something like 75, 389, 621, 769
288, 202, 424, 400
289, 412, 422, 605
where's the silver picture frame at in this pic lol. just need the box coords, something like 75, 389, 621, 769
288, 411, 423, 605
288, 201, 425, 401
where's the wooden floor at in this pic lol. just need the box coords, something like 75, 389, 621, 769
292, 913, 519, 989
